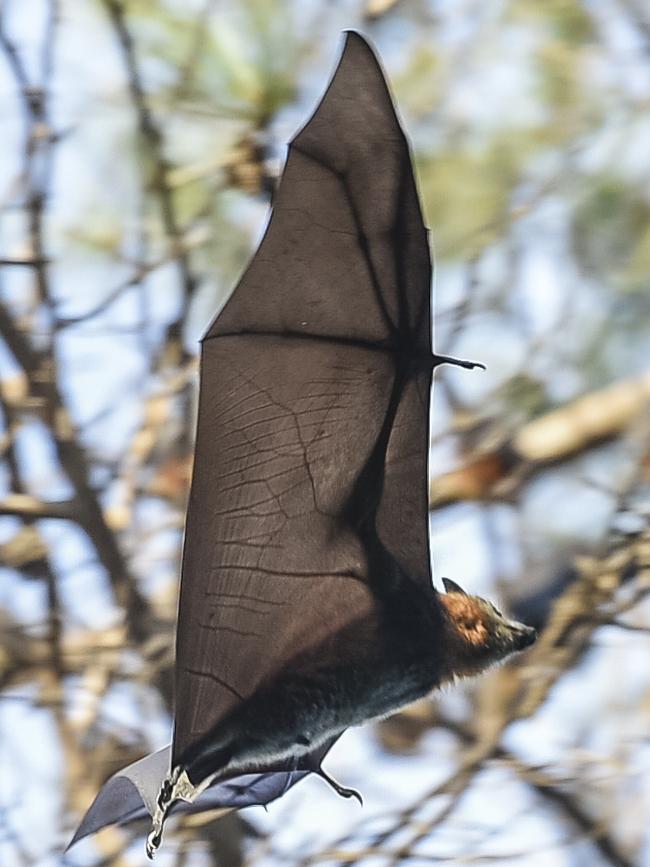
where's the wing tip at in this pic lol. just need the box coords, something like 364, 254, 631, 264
341, 29, 373, 49
337, 29, 383, 78
289, 28, 398, 151
65, 774, 147, 851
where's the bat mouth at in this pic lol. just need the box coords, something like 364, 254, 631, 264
513, 625, 537, 650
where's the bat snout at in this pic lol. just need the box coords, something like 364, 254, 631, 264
512, 624, 537, 650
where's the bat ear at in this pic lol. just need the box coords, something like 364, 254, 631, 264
442, 578, 468, 596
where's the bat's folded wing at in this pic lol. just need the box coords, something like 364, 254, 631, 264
67, 747, 169, 847
67, 744, 319, 848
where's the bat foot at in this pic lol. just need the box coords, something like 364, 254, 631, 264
146, 766, 199, 858
433, 353, 486, 371
336, 784, 364, 806
317, 767, 363, 806
145, 827, 162, 860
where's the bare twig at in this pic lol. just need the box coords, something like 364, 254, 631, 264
101, 0, 201, 356
430, 371, 650, 508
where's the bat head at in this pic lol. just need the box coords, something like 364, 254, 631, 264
438, 578, 537, 682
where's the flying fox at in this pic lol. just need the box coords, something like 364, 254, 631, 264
68, 32, 536, 860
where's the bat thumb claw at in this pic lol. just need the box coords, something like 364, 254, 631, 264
433, 353, 486, 371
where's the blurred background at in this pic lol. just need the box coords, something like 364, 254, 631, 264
1, 0, 649, 865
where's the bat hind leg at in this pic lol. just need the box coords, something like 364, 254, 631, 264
146, 743, 233, 858
316, 766, 363, 806
145, 766, 200, 859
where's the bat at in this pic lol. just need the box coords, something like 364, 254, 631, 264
69, 31, 536, 858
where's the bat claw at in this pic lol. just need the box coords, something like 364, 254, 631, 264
317, 767, 363, 806
145, 828, 161, 860
433, 353, 486, 371
146, 766, 199, 858
338, 785, 364, 806
146, 803, 166, 859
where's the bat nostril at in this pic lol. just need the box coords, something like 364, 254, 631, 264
517, 627, 537, 649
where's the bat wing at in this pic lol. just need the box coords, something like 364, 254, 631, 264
174, 32, 435, 768
66, 743, 328, 848
210, 31, 431, 352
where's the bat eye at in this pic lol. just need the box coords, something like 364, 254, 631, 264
460, 617, 479, 632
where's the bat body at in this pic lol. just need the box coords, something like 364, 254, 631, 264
179, 575, 442, 783
68, 32, 535, 859
177, 579, 533, 787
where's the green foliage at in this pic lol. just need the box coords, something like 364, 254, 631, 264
65, 212, 124, 255
125, 0, 299, 123
419, 133, 534, 259
203, 190, 258, 286
394, 45, 441, 116
535, 38, 581, 114
532, 37, 604, 145
572, 178, 650, 289
513, 0, 600, 142
624, 224, 650, 292
514, 0, 596, 45
493, 373, 550, 419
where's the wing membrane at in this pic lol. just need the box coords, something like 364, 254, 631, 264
175, 339, 391, 761
208, 33, 431, 353
173, 32, 434, 772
